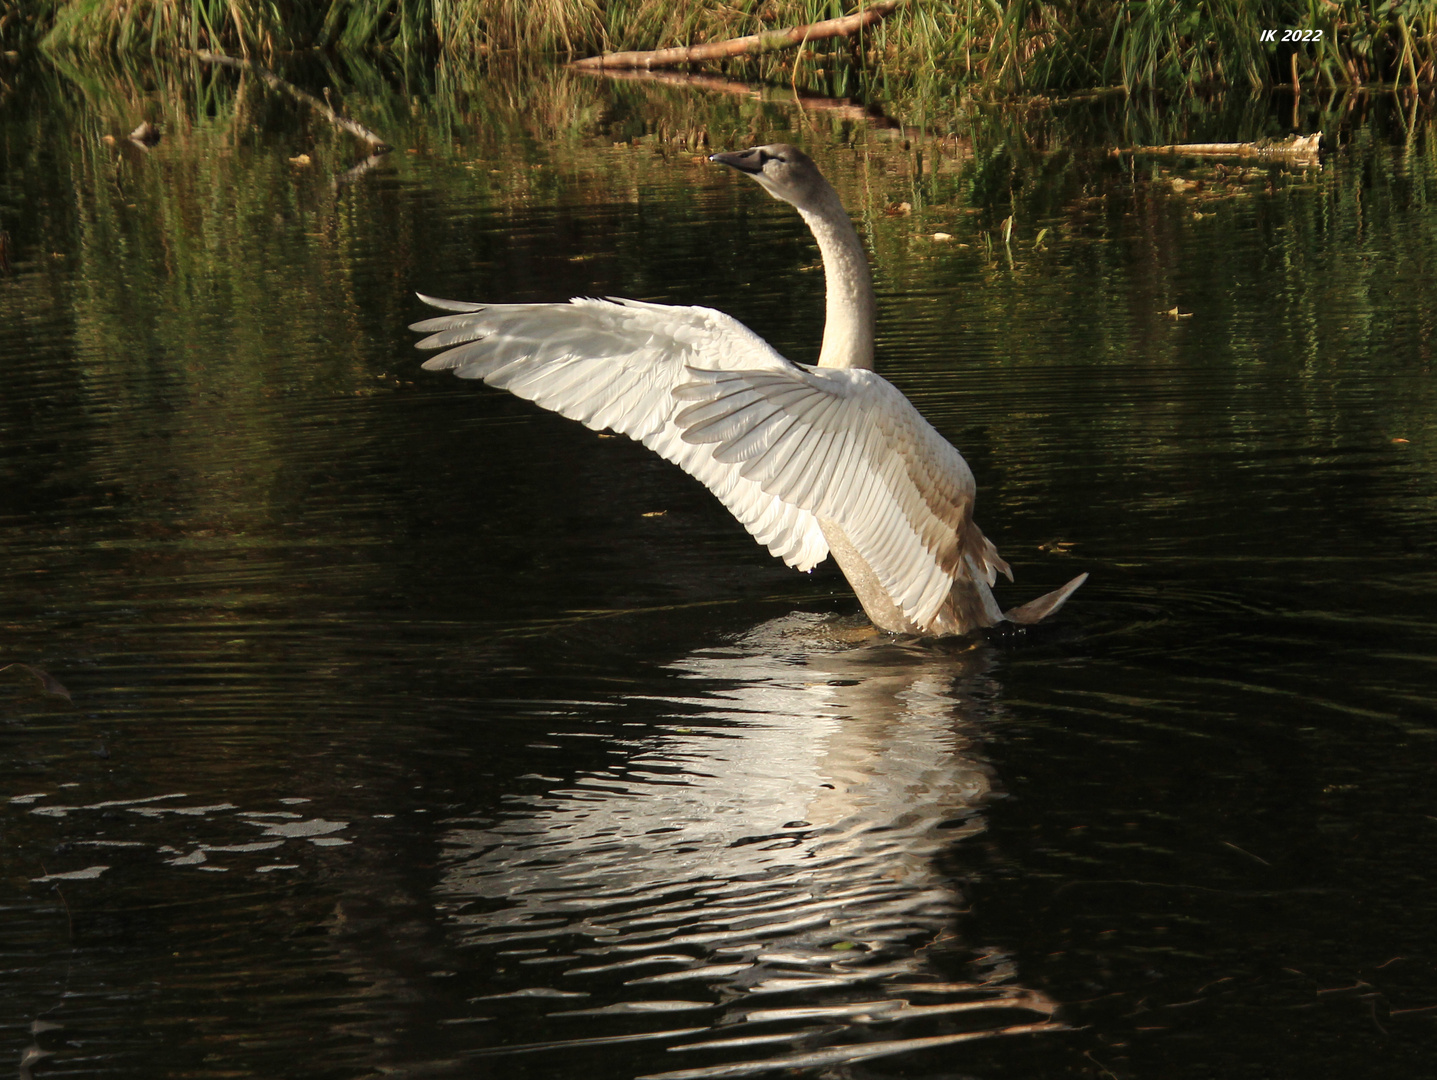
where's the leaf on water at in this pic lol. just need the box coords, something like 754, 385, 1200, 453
0, 663, 72, 701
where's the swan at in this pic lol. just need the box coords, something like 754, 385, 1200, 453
411, 144, 1086, 636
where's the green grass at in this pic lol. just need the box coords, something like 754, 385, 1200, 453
7, 0, 1436, 94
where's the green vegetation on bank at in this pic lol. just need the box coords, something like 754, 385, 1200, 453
2, 1, 1435, 93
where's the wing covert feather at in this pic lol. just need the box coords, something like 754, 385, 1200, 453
677, 365, 1010, 628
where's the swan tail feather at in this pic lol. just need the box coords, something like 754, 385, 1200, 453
1003, 572, 1089, 626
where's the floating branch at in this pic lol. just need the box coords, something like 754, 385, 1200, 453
194, 51, 390, 151
571, 1, 898, 71
1115, 133, 1321, 163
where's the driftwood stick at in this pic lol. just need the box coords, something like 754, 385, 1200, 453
194, 50, 390, 150
1114, 134, 1321, 161
571, 1, 898, 70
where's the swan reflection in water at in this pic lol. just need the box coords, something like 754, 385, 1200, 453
438, 617, 1062, 1077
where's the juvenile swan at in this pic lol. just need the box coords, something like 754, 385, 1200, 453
411, 144, 1086, 636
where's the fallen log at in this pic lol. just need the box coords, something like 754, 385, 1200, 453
571, 1, 898, 71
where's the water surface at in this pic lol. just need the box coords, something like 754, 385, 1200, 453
2, 58, 1436, 1079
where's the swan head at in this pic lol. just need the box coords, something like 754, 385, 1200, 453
710, 144, 834, 212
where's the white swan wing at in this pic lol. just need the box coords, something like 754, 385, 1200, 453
675, 366, 1011, 629
411, 296, 830, 572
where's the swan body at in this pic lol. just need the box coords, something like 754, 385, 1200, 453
412, 144, 1086, 636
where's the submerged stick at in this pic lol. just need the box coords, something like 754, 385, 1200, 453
571, 1, 897, 70
193, 51, 390, 150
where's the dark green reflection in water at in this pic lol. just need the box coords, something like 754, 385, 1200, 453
2, 56, 1436, 1080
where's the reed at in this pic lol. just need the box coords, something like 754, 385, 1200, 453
13, 0, 1437, 92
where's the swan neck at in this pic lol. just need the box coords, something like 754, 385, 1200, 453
799, 193, 875, 371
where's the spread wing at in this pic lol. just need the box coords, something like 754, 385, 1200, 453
674, 366, 1011, 629
413, 294, 1012, 631
410, 296, 830, 571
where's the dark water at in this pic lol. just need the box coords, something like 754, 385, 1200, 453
3, 57, 1436, 1079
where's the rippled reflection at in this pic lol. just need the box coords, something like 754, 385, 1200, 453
439, 615, 1060, 1076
